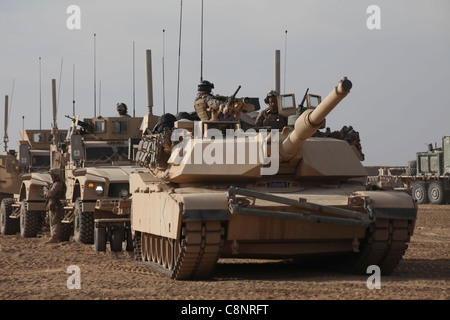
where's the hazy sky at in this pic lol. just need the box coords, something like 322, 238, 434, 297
1, 0, 449, 166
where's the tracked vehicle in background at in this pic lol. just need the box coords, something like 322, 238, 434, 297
126, 75, 417, 280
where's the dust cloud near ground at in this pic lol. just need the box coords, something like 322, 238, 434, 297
0, 204, 448, 302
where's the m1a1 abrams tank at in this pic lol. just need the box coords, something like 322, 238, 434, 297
128, 77, 417, 280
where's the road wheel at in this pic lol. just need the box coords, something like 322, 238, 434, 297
20, 201, 43, 238
94, 227, 107, 251
73, 198, 94, 244
428, 181, 446, 204
0, 198, 18, 235
412, 182, 428, 204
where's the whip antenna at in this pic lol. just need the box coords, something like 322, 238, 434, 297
94, 33, 97, 117
200, 0, 204, 81
284, 30, 287, 94
162, 29, 166, 114
176, 0, 183, 113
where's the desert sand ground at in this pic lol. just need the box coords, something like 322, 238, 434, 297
0, 204, 448, 304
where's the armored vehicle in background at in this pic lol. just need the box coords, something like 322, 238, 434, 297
400, 136, 450, 204
0, 95, 20, 203
126, 76, 417, 279
1, 129, 66, 237
1, 82, 67, 237
56, 112, 148, 251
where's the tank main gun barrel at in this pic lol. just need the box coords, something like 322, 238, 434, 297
280, 77, 352, 161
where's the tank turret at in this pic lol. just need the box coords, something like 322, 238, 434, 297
135, 77, 364, 183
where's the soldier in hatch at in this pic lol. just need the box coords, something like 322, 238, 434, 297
254, 90, 287, 131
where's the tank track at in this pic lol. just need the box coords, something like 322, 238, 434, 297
134, 221, 224, 280
348, 218, 415, 275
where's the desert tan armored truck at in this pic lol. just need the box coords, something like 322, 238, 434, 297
1, 129, 67, 237
55, 111, 149, 251
1, 82, 68, 237
126, 76, 416, 280
0, 95, 21, 234
1, 95, 20, 202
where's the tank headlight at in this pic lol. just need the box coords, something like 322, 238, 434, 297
39, 187, 45, 197
95, 186, 104, 194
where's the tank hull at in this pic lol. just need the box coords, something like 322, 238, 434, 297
130, 172, 416, 279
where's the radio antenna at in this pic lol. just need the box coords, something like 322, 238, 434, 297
200, 0, 204, 81
284, 30, 287, 94
93, 33, 97, 117
176, 0, 183, 113
132, 41, 136, 117
162, 29, 166, 114
72, 64, 76, 116
39, 57, 42, 130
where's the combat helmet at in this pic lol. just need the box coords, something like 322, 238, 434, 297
197, 80, 214, 93
49, 168, 60, 176
264, 90, 279, 104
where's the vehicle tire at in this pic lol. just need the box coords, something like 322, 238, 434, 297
411, 182, 428, 204
124, 226, 134, 251
428, 181, 446, 205
94, 227, 107, 252
0, 198, 19, 235
61, 222, 73, 241
20, 201, 43, 238
110, 226, 124, 252
73, 198, 94, 244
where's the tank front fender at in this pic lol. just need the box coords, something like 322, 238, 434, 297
355, 190, 417, 220
182, 209, 231, 222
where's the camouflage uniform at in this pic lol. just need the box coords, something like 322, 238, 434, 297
254, 107, 287, 130
255, 90, 287, 130
194, 80, 229, 121
44, 168, 65, 243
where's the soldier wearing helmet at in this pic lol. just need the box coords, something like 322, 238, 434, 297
194, 80, 229, 121
116, 103, 130, 117
255, 90, 287, 130
44, 168, 66, 243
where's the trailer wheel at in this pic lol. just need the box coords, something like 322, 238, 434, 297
0, 198, 18, 235
428, 181, 446, 205
73, 198, 94, 244
412, 182, 428, 204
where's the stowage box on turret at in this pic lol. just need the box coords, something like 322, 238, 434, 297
126, 77, 417, 279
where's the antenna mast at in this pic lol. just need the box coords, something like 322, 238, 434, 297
93, 33, 97, 117
39, 57, 42, 130
73, 64, 75, 116
3, 95, 8, 152
132, 41, 136, 117
200, 0, 204, 81
284, 30, 288, 94
176, 0, 183, 113
162, 30, 166, 114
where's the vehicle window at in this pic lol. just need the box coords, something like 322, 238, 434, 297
85, 147, 114, 161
